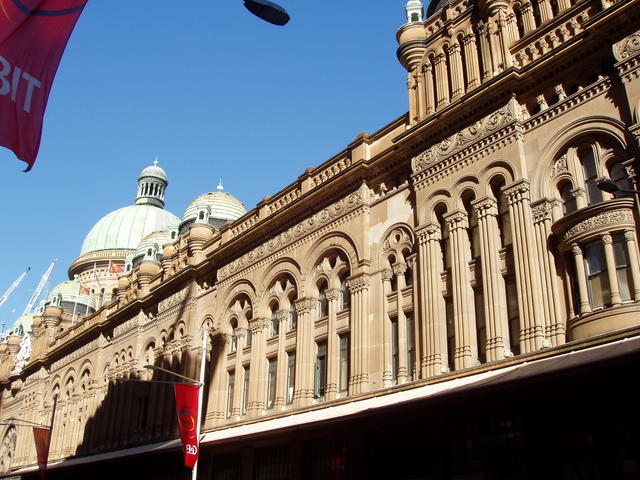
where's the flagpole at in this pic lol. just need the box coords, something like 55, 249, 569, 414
71, 280, 79, 325
192, 331, 207, 480
102, 260, 111, 307
42, 395, 57, 480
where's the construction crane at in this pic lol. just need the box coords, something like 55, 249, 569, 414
22, 260, 57, 316
0, 268, 30, 308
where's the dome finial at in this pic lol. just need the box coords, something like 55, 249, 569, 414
406, 0, 424, 22
217, 179, 223, 192
136, 161, 168, 208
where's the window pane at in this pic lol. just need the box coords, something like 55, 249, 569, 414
227, 370, 235, 418
339, 334, 350, 392
391, 318, 399, 380
287, 352, 295, 404
614, 235, 632, 302
267, 358, 277, 409
242, 367, 250, 415
405, 315, 415, 380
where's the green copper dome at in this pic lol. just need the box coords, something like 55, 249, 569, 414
180, 183, 246, 232
81, 205, 179, 255
48, 280, 97, 312
80, 161, 179, 256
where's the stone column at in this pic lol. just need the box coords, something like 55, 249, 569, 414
423, 62, 436, 116
624, 229, 640, 301
520, 1, 537, 33
247, 318, 268, 416
444, 210, 478, 369
434, 53, 450, 109
380, 269, 394, 387
293, 298, 316, 407
536, 0, 553, 22
571, 244, 592, 314
503, 180, 546, 353
472, 197, 511, 361
447, 43, 465, 100
408, 70, 418, 125
476, 22, 494, 82
275, 311, 289, 411
231, 328, 246, 419
325, 288, 341, 400
206, 334, 231, 426
602, 234, 623, 306
495, 8, 513, 69
417, 223, 449, 377
558, 0, 571, 11
532, 200, 565, 345
415, 67, 427, 121
347, 274, 371, 395
462, 34, 481, 89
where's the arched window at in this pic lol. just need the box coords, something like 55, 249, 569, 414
580, 146, 603, 205
269, 303, 279, 337
559, 181, 577, 214
340, 278, 350, 310
317, 281, 328, 319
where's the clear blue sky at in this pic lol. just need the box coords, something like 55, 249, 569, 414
0, 1, 410, 329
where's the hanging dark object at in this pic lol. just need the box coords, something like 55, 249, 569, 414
243, 0, 290, 26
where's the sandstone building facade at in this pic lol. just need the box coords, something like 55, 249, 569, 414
2, 0, 640, 478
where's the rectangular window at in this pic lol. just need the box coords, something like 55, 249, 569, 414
245, 328, 252, 347
270, 314, 279, 337
613, 234, 633, 302
230, 334, 238, 353
405, 314, 415, 380
505, 277, 520, 355
226, 370, 235, 418
474, 288, 486, 364
339, 334, 350, 392
340, 282, 350, 310
314, 341, 327, 399
286, 351, 296, 404
446, 297, 455, 371
288, 306, 297, 330
584, 241, 610, 308
267, 357, 277, 409
242, 366, 250, 415
391, 318, 399, 380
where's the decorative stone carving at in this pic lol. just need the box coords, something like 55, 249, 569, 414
472, 197, 498, 219
614, 29, 640, 61
381, 269, 394, 282
532, 201, 553, 223
503, 180, 531, 205
550, 154, 568, 177
294, 298, 316, 315
347, 275, 370, 293
412, 97, 522, 172
249, 318, 270, 334
562, 209, 634, 242
325, 289, 341, 302
218, 189, 368, 281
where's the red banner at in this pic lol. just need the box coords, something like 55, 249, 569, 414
32, 426, 50, 480
174, 383, 200, 469
0, 0, 87, 171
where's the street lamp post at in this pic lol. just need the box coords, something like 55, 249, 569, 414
596, 179, 640, 219
243, 0, 290, 25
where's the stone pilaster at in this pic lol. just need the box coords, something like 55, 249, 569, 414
532, 199, 565, 345
380, 269, 394, 387
444, 210, 478, 369
472, 197, 511, 361
347, 274, 371, 394
417, 223, 449, 377
325, 288, 341, 400
274, 310, 289, 411
247, 318, 268, 415
503, 179, 546, 353
293, 298, 316, 407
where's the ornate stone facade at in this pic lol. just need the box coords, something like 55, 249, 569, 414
1, 0, 640, 478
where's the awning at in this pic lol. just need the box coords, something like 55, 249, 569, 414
5, 334, 639, 476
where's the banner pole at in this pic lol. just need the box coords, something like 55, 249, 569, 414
192, 331, 207, 480
42, 395, 57, 480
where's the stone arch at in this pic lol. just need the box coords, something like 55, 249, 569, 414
302, 232, 359, 282
377, 223, 416, 271
256, 257, 302, 301
480, 161, 517, 197
533, 116, 628, 199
